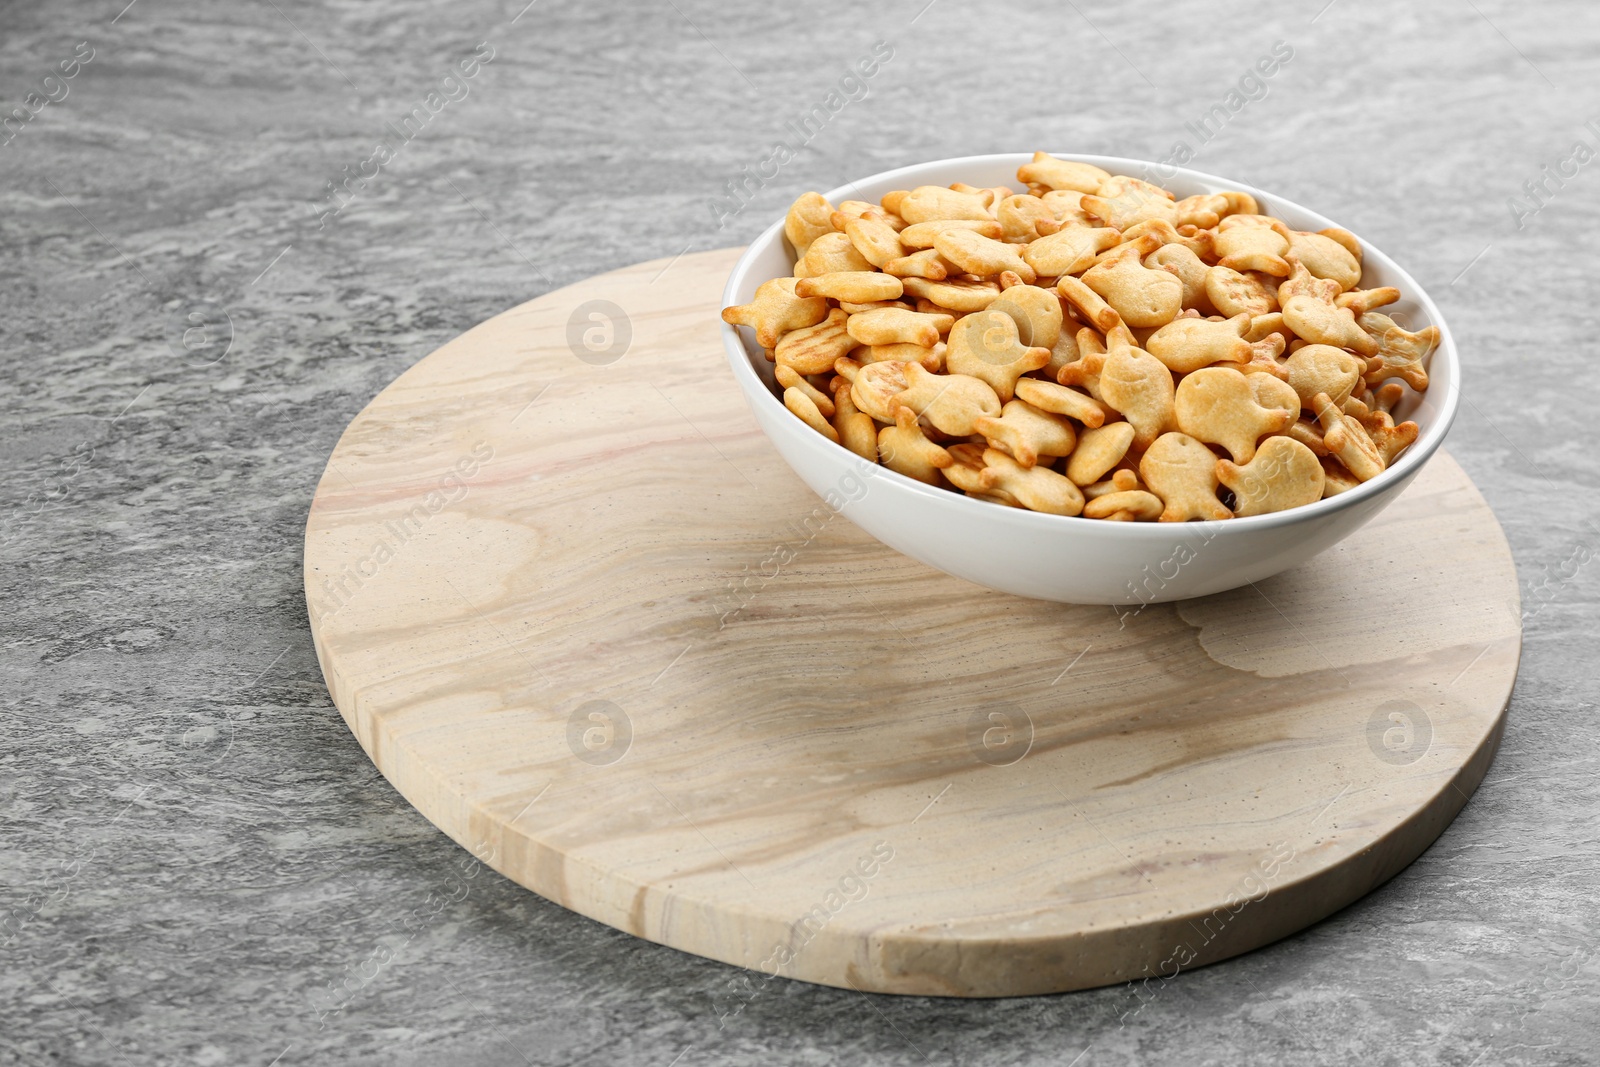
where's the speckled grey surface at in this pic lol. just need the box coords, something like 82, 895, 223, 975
3, 0, 1598, 1063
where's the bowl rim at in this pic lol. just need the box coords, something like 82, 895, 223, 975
719, 152, 1460, 536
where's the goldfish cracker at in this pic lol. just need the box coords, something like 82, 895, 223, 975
783, 192, 836, 257
1140, 432, 1232, 522
1174, 367, 1294, 463
894, 363, 1003, 436
1065, 421, 1136, 485
785, 386, 838, 443
1016, 151, 1111, 194
845, 307, 951, 348
721, 276, 828, 349
1216, 436, 1325, 516
988, 284, 1063, 351
1099, 340, 1176, 450
775, 308, 855, 375
831, 379, 878, 463
1081, 245, 1183, 328
1015, 377, 1108, 428
944, 310, 1052, 401
877, 407, 951, 484
1145, 314, 1252, 373
933, 228, 1038, 284
978, 449, 1085, 516
973, 399, 1078, 468
795, 271, 904, 304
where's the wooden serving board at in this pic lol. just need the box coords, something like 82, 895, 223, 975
304, 247, 1520, 997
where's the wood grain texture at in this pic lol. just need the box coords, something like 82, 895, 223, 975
304, 247, 1521, 997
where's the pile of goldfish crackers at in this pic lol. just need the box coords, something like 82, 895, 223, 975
723, 152, 1436, 521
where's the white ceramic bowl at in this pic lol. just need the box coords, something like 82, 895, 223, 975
719, 154, 1459, 604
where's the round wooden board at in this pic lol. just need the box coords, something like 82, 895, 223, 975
304, 247, 1521, 997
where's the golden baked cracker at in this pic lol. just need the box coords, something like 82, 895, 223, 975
1120, 218, 1213, 256
1244, 312, 1290, 344
878, 406, 951, 484
942, 442, 992, 494
1040, 189, 1093, 226
973, 399, 1078, 468
1372, 419, 1419, 465
1016, 151, 1111, 194
1286, 230, 1361, 291
1278, 263, 1377, 354
775, 308, 855, 375
1065, 421, 1136, 485
1316, 227, 1362, 260
1320, 456, 1361, 497
794, 231, 873, 278
1372, 381, 1405, 415
1143, 243, 1213, 313
1042, 326, 1081, 382
722, 276, 829, 349
949, 182, 1011, 207
1284, 343, 1365, 407
1140, 432, 1232, 522
898, 185, 994, 224
933, 228, 1038, 284
894, 363, 1003, 436
1206, 265, 1279, 317
1219, 191, 1260, 217
1359, 313, 1436, 390
1055, 275, 1121, 333
831, 378, 877, 462
1285, 417, 1328, 456
978, 448, 1085, 516
1099, 341, 1176, 450
845, 307, 952, 348
989, 284, 1064, 351
1217, 436, 1325, 516
784, 192, 836, 257
1214, 214, 1293, 278
860, 342, 941, 370
1022, 225, 1122, 277
1174, 366, 1294, 463
897, 218, 1004, 248
901, 276, 1003, 313
785, 386, 839, 442
1083, 488, 1163, 521
1334, 286, 1399, 316
1082, 245, 1183, 328
850, 359, 911, 423
775, 363, 835, 417
1344, 399, 1420, 465
1247, 372, 1303, 415
945, 309, 1053, 401
883, 247, 954, 280
837, 299, 911, 314
1172, 193, 1227, 229
1056, 329, 1107, 399
1237, 333, 1289, 379
1014, 377, 1107, 428
841, 214, 907, 269
1082, 468, 1143, 500
1081, 176, 1177, 230
1145, 313, 1253, 373
997, 194, 1062, 243
1311, 392, 1385, 481
795, 271, 904, 304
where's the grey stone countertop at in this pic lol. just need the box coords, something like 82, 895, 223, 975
2, 0, 1597, 1063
